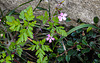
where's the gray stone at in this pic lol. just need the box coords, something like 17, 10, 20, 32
0, 0, 100, 25
64, 0, 100, 25
0, 0, 8, 16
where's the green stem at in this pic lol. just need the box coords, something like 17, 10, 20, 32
0, 8, 3, 16
48, 0, 51, 20
33, 0, 42, 12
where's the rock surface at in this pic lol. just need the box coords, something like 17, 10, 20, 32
64, 0, 100, 24
0, 0, 100, 25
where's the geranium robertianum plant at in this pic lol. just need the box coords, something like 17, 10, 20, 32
0, 2, 100, 63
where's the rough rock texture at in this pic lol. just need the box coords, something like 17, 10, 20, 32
0, 0, 38, 12
0, 0, 8, 15
0, 0, 100, 25
64, 0, 100, 24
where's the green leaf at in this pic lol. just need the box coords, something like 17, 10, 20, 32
50, 27, 55, 36
89, 42, 96, 49
37, 53, 44, 62
16, 45, 23, 57
56, 27, 67, 36
27, 29, 33, 38
32, 40, 39, 45
40, 39, 45, 45
37, 58, 41, 63
47, 22, 53, 29
67, 41, 74, 46
98, 54, 100, 58
71, 32, 76, 37
24, 6, 35, 21
57, 56, 64, 62
31, 45, 36, 51
37, 15, 44, 20
29, 21, 36, 27
44, 45, 53, 52
6, 19, 21, 31
27, 61, 31, 63
28, 45, 36, 51
24, 20, 28, 26
42, 45, 46, 51
9, 25, 15, 30
0, 55, 1, 58
88, 31, 97, 38
77, 45, 82, 50
66, 55, 70, 62
15, 25, 21, 31
52, 17, 59, 23
36, 48, 45, 62
19, 11, 25, 20
42, 56, 48, 63
19, 34, 24, 42
6, 16, 15, 22
67, 24, 100, 36
6, 61, 11, 63
27, 7, 33, 16
24, 13, 29, 21
9, 42, 15, 50
93, 16, 99, 24
44, 11, 49, 19
24, 6, 31, 12
11, 54, 14, 58
28, 25, 33, 31
49, 53, 56, 59
77, 54, 83, 62
37, 11, 48, 24
81, 48, 90, 54
68, 49, 75, 56
87, 27, 92, 32
35, 49, 40, 55
0, 59, 4, 62
24, 13, 34, 22
57, 47, 64, 53
72, 50, 78, 56
19, 42, 26, 46
36, 45, 40, 50
43, 20, 47, 24
2, 51, 6, 58
24, 32, 27, 41
40, 48, 45, 55
76, 29, 83, 33
82, 39, 88, 45
6, 56, 11, 60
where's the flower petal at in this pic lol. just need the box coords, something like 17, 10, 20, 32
49, 39, 52, 43
59, 18, 63, 21
58, 16, 61, 19
46, 38, 49, 41
47, 34, 50, 37
51, 38, 55, 40
63, 17, 66, 20
64, 13, 67, 16
60, 13, 63, 16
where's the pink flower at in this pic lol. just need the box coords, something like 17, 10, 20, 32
0, 19, 1, 21
0, 34, 3, 37
46, 34, 55, 43
58, 13, 67, 21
